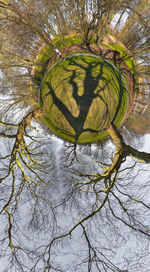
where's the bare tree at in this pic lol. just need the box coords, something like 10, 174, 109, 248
0, 113, 150, 271
0, 0, 150, 271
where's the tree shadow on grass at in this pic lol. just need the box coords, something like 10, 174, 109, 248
104, 61, 127, 123
44, 57, 125, 142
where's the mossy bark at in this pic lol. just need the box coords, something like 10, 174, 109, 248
108, 123, 150, 164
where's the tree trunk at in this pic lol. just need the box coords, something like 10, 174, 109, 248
108, 123, 150, 164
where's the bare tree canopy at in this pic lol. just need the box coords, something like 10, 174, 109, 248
0, 0, 150, 271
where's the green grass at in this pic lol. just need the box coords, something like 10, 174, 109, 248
30, 34, 135, 143
53, 34, 83, 49
102, 42, 136, 74
31, 34, 84, 92
40, 54, 128, 143
102, 41, 138, 98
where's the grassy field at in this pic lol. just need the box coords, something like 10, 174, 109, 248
102, 41, 136, 75
32, 35, 84, 81
29, 33, 134, 143
40, 54, 128, 143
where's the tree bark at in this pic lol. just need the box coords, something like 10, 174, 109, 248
108, 123, 150, 164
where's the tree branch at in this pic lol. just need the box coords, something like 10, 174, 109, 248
108, 123, 150, 164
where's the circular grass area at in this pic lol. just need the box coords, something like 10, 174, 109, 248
40, 53, 128, 143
